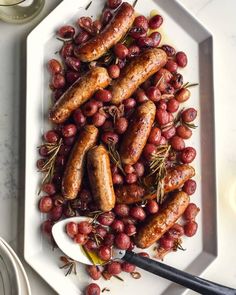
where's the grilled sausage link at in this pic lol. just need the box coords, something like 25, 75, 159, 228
49, 67, 111, 124
115, 184, 145, 205
110, 48, 168, 105
87, 145, 116, 212
75, 2, 135, 62
135, 191, 190, 248
119, 100, 156, 165
62, 125, 98, 200
116, 165, 195, 204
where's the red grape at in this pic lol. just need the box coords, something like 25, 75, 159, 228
149, 15, 163, 29
122, 262, 136, 273
66, 222, 78, 238
176, 51, 188, 67
86, 265, 101, 281
115, 233, 131, 250
130, 207, 146, 221
62, 124, 77, 138
39, 196, 53, 213
114, 204, 129, 217
107, 261, 121, 275
180, 147, 196, 164
113, 43, 129, 59
183, 179, 197, 195
108, 64, 120, 79
77, 221, 92, 235
74, 233, 88, 245
183, 203, 200, 221
44, 130, 59, 143
48, 59, 62, 75
85, 283, 100, 295
98, 246, 111, 261
57, 25, 75, 38
146, 200, 159, 214
184, 221, 198, 237
98, 212, 115, 226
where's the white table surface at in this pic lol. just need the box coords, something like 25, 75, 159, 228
0, 0, 236, 294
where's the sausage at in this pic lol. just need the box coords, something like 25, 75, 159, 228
49, 67, 111, 124
62, 125, 98, 200
115, 184, 145, 205
116, 165, 195, 204
135, 191, 190, 248
163, 164, 195, 193
119, 100, 156, 165
87, 145, 116, 212
110, 48, 168, 105
75, 2, 135, 62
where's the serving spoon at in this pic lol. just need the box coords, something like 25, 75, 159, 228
52, 217, 236, 295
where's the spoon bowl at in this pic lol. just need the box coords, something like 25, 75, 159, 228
52, 216, 94, 265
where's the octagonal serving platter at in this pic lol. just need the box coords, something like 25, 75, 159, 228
24, 0, 216, 294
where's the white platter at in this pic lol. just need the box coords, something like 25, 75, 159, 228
24, 0, 216, 294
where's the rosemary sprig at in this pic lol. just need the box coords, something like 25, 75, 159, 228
113, 275, 124, 281
38, 138, 62, 191
133, 0, 138, 8
149, 145, 171, 176
93, 232, 104, 247
183, 82, 199, 89
102, 288, 110, 293
59, 256, 77, 276
107, 143, 125, 175
148, 145, 171, 204
174, 239, 186, 251
154, 74, 164, 88
86, 210, 103, 225
183, 121, 198, 129
98, 50, 115, 66
99, 105, 124, 123
174, 108, 185, 125
174, 108, 198, 129
85, 0, 92, 10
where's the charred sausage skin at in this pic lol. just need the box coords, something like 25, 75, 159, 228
135, 191, 190, 248
49, 67, 111, 124
110, 48, 168, 105
62, 125, 98, 200
87, 145, 116, 212
75, 2, 135, 62
116, 165, 195, 204
119, 100, 156, 165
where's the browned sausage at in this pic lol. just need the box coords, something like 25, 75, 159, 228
135, 191, 190, 248
119, 100, 156, 165
115, 184, 145, 205
116, 165, 195, 204
110, 48, 168, 105
49, 67, 111, 124
87, 145, 116, 212
62, 125, 98, 200
74, 2, 135, 62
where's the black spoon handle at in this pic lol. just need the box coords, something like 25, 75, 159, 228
124, 251, 236, 295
